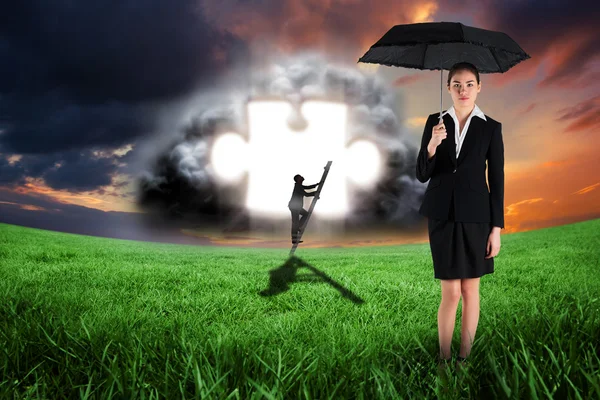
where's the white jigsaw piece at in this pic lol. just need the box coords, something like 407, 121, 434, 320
218, 100, 377, 218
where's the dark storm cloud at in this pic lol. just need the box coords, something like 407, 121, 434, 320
13, 153, 59, 179
0, 0, 246, 160
0, 92, 154, 154
0, 152, 53, 186
42, 150, 118, 191
0, 1, 238, 102
1, 148, 130, 192
472, 0, 600, 87
0, 156, 26, 186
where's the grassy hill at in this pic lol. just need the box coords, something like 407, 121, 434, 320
1, 220, 599, 399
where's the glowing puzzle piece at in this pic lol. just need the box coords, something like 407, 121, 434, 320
210, 100, 381, 218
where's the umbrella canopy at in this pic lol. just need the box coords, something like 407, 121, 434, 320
358, 22, 531, 118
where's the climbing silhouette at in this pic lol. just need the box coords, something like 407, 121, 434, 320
288, 174, 320, 244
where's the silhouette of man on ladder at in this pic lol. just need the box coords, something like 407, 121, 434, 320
288, 175, 319, 244
288, 161, 332, 255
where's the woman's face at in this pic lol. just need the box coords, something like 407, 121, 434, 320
447, 69, 481, 110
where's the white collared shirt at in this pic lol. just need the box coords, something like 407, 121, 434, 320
441, 105, 487, 158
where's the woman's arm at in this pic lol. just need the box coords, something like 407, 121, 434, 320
487, 123, 505, 229
416, 115, 437, 183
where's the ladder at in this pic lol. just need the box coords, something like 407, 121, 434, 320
289, 161, 333, 256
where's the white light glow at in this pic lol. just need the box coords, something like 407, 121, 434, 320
207, 100, 382, 218
210, 133, 248, 182
346, 140, 381, 186
245, 100, 350, 217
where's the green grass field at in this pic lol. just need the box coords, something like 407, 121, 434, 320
1, 220, 599, 399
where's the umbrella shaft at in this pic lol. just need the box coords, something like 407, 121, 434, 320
440, 45, 444, 121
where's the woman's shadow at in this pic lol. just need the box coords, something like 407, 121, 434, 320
259, 256, 364, 304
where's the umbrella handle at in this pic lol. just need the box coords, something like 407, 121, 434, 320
440, 45, 444, 122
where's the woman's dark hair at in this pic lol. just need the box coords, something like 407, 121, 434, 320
294, 174, 302, 183
447, 62, 480, 86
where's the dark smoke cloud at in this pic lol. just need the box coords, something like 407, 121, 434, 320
137, 53, 426, 231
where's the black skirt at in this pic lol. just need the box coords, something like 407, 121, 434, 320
427, 197, 494, 280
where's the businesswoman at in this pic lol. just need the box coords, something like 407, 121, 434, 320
415, 62, 504, 369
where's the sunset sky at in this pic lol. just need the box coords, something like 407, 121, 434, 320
1, 0, 599, 247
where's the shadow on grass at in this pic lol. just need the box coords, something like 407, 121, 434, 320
259, 256, 364, 304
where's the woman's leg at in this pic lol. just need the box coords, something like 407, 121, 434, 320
438, 279, 461, 359
459, 277, 480, 358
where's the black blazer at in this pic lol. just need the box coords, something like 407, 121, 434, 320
416, 112, 505, 228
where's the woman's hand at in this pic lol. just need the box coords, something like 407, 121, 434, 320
427, 121, 447, 155
485, 227, 501, 259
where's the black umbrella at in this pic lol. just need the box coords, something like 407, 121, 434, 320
358, 22, 531, 120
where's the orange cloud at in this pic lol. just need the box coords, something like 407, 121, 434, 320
519, 103, 536, 115
504, 154, 600, 232
20, 204, 48, 212
556, 95, 600, 133
6, 155, 23, 165
405, 116, 428, 129
485, 54, 538, 88
541, 160, 572, 168
393, 74, 426, 86
505, 198, 544, 217
573, 182, 600, 195
486, 32, 594, 92
6, 176, 138, 213
15, 179, 105, 206
504, 191, 600, 233
0, 200, 50, 212
536, 30, 600, 89
201, 0, 439, 61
